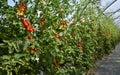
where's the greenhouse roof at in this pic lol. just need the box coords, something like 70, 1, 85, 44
101, 0, 120, 26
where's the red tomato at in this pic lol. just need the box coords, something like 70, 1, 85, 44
20, 17, 25, 21
22, 21, 29, 27
76, 43, 81, 47
22, 3, 26, 7
28, 36, 33, 40
25, 27, 34, 32
33, 48, 37, 52
31, 27, 35, 31
20, 18, 29, 27
28, 28, 33, 32
17, 3, 26, 8
25, 27, 30, 31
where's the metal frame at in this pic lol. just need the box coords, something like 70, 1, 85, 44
109, 8, 120, 17
113, 15, 120, 20
103, 0, 117, 12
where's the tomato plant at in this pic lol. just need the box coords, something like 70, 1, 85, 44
0, 0, 120, 75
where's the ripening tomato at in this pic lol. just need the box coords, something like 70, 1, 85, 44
40, 18, 45, 24
30, 50, 35, 54
17, 3, 26, 15
28, 36, 33, 40
17, 10, 24, 15
55, 33, 59, 38
80, 46, 83, 52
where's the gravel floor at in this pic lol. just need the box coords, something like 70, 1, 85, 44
93, 43, 120, 75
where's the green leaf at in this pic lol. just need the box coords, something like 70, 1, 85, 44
1, 55, 11, 60
13, 54, 26, 59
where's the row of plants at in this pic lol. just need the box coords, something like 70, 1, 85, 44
0, 0, 120, 75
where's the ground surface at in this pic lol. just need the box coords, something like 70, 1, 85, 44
93, 43, 120, 75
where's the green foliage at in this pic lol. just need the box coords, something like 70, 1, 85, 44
0, 0, 120, 75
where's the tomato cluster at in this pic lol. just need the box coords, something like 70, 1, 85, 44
20, 17, 35, 33
19, 16, 37, 54
20, 17, 37, 53
17, 3, 26, 15
60, 21, 67, 27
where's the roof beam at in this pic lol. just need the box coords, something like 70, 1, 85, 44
109, 8, 120, 17
103, 0, 117, 12
113, 15, 120, 20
